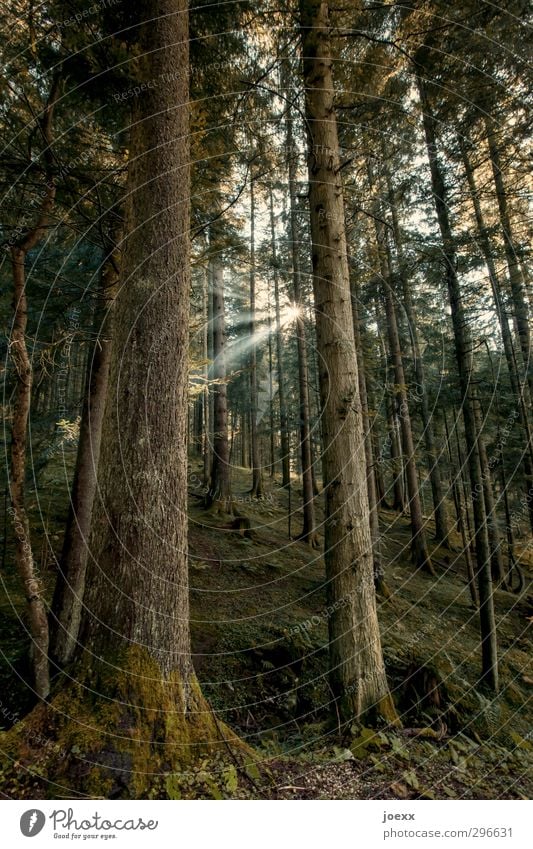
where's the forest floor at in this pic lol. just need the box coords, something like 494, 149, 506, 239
0, 454, 532, 799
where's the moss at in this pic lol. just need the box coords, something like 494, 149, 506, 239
0, 645, 255, 799
374, 693, 402, 727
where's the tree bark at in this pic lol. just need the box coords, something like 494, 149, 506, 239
299, 0, 398, 725
79, 0, 191, 671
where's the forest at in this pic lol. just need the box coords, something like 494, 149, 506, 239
0, 0, 531, 802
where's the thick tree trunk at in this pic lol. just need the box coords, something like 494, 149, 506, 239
285, 79, 319, 545
79, 0, 192, 672
22, 5, 255, 797
50, 238, 119, 665
206, 261, 232, 512
67, 9, 246, 786
249, 177, 263, 497
299, 0, 398, 725
309, 341, 322, 495
418, 69, 498, 690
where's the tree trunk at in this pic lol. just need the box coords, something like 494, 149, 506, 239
50, 237, 119, 665
8, 75, 62, 700
299, 0, 398, 725
485, 117, 532, 401
269, 186, 291, 487
384, 278, 434, 574
350, 275, 388, 596
461, 141, 533, 535
418, 68, 498, 690
249, 176, 263, 497
383, 158, 450, 546
367, 377, 387, 508
474, 393, 506, 587
204, 261, 214, 488
206, 261, 232, 512
285, 73, 319, 546
267, 307, 276, 478
73, 1, 244, 775
240, 411, 247, 467
484, 342, 518, 589
452, 406, 476, 556
10, 248, 51, 700
375, 298, 406, 513
1, 6, 250, 796
443, 411, 478, 607
388, 402, 406, 512
368, 167, 434, 574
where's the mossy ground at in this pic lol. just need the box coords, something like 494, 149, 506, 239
0, 455, 531, 798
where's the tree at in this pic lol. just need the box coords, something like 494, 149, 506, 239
416, 65, 498, 691
285, 64, 319, 546
485, 117, 532, 401
2, 0, 246, 795
269, 184, 291, 488
298, 0, 397, 724
367, 159, 435, 575
50, 234, 120, 665
249, 173, 264, 498
349, 274, 388, 596
7, 73, 62, 700
460, 138, 533, 535
383, 153, 450, 547
206, 257, 232, 512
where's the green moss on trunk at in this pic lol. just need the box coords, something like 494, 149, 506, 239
0, 646, 255, 798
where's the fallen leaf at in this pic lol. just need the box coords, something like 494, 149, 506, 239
390, 781, 409, 798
